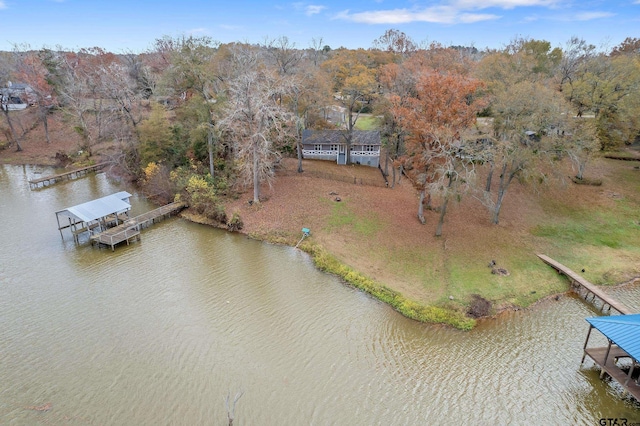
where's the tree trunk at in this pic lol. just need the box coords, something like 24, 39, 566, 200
435, 174, 454, 237
384, 151, 389, 177
297, 139, 303, 173
417, 189, 426, 224
492, 163, 509, 225
2, 107, 21, 151
492, 188, 505, 225
391, 165, 396, 188
577, 159, 586, 180
435, 196, 449, 237
345, 108, 354, 165
485, 162, 494, 192
252, 140, 260, 203
207, 128, 215, 178
425, 192, 432, 210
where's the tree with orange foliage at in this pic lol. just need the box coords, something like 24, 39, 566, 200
379, 45, 478, 186
390, 70, 485, 234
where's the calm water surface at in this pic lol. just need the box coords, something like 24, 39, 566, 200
1, 164, 640, 425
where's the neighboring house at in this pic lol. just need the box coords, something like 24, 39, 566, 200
0, 82, 35, 111
301, 129, 381, 167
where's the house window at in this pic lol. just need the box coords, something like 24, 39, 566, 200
330, 144, 339, 151
365, 145, 377, 152
314, 144, 323, 151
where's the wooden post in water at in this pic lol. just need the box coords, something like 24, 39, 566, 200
581, 325, 593, 365
624, 360, 636, 392
600, 340, 613, 378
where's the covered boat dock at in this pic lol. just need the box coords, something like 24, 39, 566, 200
582, 314, 640, 401
55, 192, 132, 243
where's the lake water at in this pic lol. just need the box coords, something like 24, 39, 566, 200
1, 164, 639, 425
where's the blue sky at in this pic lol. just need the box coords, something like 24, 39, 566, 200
3, 0, 639, 52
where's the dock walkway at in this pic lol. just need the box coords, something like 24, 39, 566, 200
537, 254, 632, 315
29, 163, 107, 189
91, 202, 185, 251
584, 345, 640, 401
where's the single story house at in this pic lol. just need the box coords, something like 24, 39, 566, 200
301, 129, 381, 167
0, 82, 35, 111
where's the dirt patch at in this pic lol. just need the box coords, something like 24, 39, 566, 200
0, 108, 85, 166
467, 294, 492, 318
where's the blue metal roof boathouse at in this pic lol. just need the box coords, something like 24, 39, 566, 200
582, 314, 640, 401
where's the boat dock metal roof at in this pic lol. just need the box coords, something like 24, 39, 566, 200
55, 192, 132, 223
586, 314, 640, 361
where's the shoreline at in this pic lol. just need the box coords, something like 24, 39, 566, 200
180, 209, 581, 330
180, 208, 640, 328
5, 158, 638, 330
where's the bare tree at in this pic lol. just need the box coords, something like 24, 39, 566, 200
372, 28, 417, 56
308, 37, 326, 67
564, 116, 599, 180
221, 47, 295, 203
55, 48, 118, 155
482, 81, 567, 224
264, 36, 302, 76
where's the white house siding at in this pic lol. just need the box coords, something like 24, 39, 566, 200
351, 153, 380, 167
301, 129, 381, 168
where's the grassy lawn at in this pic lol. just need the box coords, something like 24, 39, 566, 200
227, 153, 640, 329
354, 115, 380, 130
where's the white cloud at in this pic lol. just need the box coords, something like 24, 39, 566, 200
574, 11, 615, 20
0, 1, 7, 9
305, 5, 326, 16
219, 24, 244, 31
187, 28, 210, 36
459, 13, 501, 23
452, 0, 560, 10
333, 0, 560, 25
292, 2, 327, 16
335, 6, 498, 24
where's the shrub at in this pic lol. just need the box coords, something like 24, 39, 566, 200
175, 172, 228, 224
227, 212, 244, 232
304, 245, 476, 330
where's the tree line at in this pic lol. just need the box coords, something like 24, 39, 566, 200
1, 32, 639, 234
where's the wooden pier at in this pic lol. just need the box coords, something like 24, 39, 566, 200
584, 345, 640, 401
537, 254, 632, 315
29, 162, 108, 189
91, 202, 185, 251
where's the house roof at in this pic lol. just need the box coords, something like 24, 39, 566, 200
586, 314, 640, 361
302, 129, 381, 146
56, 191, 132, 223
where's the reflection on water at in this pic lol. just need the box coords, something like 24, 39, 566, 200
1, 164, 640, 424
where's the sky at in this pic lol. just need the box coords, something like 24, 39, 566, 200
2, 0, 639, 53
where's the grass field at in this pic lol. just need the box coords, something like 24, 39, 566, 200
225, 150, 640, 329
354, 115, 380, 130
